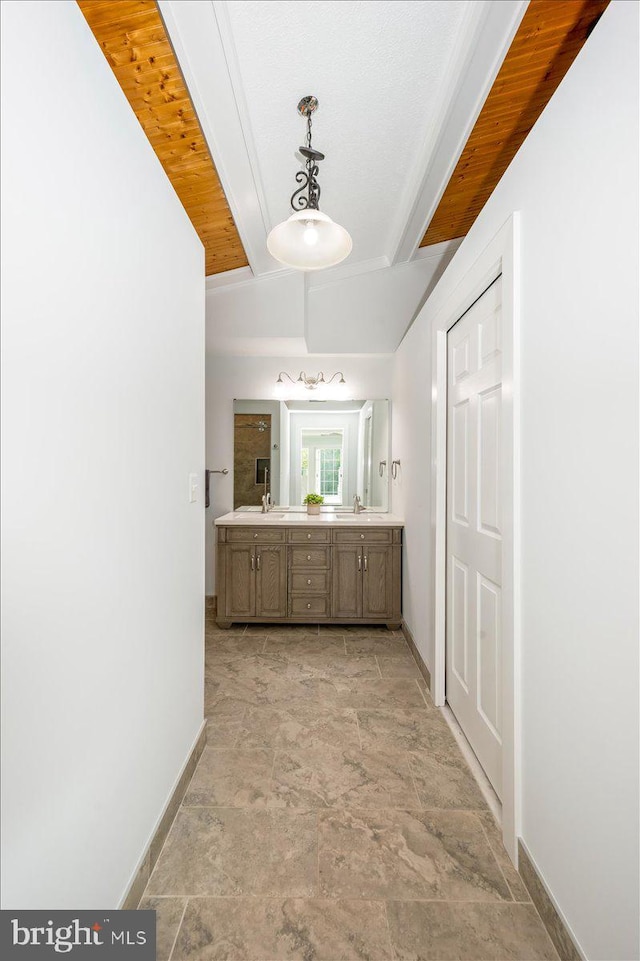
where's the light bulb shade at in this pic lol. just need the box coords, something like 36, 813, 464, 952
267, 210, 352, 271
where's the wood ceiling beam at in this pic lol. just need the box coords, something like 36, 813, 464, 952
78, 0, 248, 276
421, 0, 610, 248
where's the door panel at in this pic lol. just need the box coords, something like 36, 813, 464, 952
225, 545, 255, 618
332, 544, 362, 618
450, 556, 469, 691
446, 276, 503, 797
256, 546, 287, 618
477, 573, 501, 738
362, 545, 393, 618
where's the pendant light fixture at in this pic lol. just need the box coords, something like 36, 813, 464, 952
267, 96, 352, 271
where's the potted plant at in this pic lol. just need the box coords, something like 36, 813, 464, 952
303, 493, 324, 515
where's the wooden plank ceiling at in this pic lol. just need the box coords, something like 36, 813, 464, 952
78, 0, 248, 275
421, 0, 610, 248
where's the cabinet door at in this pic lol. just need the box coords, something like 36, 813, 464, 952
225, 545, 255, 618
362, 545, 394, 618
332, 544, 363, 618
256, 546, 287, 618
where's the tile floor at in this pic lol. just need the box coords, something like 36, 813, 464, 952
140, 619, 558, 960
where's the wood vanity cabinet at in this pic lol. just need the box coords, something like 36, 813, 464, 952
216, 524, 402, 629
333, 530, 396, 620
222, 534, 287, 620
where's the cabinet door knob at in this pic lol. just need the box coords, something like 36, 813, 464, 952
307, 578, 312, 585
307, 554, 311, 561
307, 603, 311, 609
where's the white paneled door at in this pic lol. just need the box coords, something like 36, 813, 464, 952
446, 277, 503, 798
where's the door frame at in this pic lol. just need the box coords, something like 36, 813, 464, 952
431, 213, 521, 863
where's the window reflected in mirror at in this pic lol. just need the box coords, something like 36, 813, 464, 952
233, 399, 389, 511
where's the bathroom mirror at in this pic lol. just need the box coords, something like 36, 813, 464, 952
233, 399, 390, 511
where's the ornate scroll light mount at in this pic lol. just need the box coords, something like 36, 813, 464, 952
267, 97, 352, 271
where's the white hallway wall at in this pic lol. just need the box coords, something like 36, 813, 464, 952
1, 1, 205, 907
392, 3, 639, 959
205, 355, 393, 595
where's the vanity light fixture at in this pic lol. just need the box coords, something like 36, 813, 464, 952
274, 371, 347, 397
266, 97, 352, 271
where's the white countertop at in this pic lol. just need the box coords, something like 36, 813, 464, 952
215, 510, 404, 527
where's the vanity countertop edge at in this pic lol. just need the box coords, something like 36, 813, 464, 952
214, 511, 405, 528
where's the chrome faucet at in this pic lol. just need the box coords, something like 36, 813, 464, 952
353, 495, 365, 514
261, 493, 273, 513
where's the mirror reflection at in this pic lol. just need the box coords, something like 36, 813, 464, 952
233, 399, 390, 511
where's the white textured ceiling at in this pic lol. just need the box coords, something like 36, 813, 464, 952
160, 0, 526, 353
225, 0, 468, 263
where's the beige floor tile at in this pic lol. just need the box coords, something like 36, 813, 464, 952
318, 809, 511, 901
206, 674, 326, 715
205, 634, 268, 656
205, 715, 245, 750
172, 897, 393, 960
235, 705, 361, 752
205, 652, 289, 682
328, 678, 431, 710
344, 635, 410, 655
284, 652, 380, 679
477, 812, 531, 902
138, 897, 186, 961
386, 901, 558, 960
357, 708, 456, 752
249, 623, 320, 636
146, 808, 317, 897
265, 634, 346, 656
408, 750, 489, 811
376, 654, 423, 679
183, 747, 275, 807
271, 745, 421, 809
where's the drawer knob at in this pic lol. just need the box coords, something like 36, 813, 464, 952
360, 534, 365, 539
307, 578, 311, 585
307, 603, 311, 609
307, 533, 311, 539
254, 533, 258, 539
307, 554, 311, 561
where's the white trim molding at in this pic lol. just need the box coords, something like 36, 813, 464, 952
388, 1, 527, 265
158, 0, 279, 277
430, 212, 521, 863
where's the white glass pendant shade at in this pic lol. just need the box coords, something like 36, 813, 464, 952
267, 210, 352, 271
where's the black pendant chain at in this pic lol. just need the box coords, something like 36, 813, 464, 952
290, 98, 325, 212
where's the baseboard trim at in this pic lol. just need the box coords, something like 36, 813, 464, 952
518, 840, 584, 961
205, 595, 217, 614
401, 620, 431, 690
119, 721, 207, 909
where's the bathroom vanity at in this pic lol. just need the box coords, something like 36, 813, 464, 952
214, 512, 403, 629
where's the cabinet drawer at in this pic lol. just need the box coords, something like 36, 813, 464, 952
290, 595, 330, 617
288, 528, 331, 544
333, 529, 393, 544
290, 571, 331, 594
227, 527, 286, 543
290, 547, 331, 569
